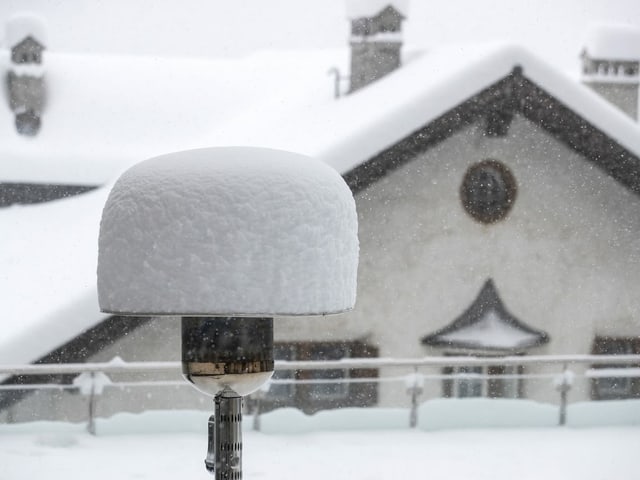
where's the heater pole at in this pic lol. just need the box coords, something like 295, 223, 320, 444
206, 394, 243, 479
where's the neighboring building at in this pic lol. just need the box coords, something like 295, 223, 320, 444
2, 15, 640, 420
347, 0, 407, 92
581, 24, 640, 120
5, 14, 48, 137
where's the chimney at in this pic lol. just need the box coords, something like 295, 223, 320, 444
581, 25, 640, 121
5, 14, 47, 136
347, 1, 408, 93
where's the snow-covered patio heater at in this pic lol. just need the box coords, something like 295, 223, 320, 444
97, 147, 358, 479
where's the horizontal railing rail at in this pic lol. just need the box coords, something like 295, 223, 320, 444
1, 354, 639, 376
1, 354, 639, 433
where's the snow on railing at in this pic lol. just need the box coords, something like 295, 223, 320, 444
2, 353, 639, 376
1, 354, 639, 433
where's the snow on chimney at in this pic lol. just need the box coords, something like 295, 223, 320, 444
581, 24, 640, 121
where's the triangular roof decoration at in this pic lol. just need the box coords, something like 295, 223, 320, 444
421, 279, 549, 352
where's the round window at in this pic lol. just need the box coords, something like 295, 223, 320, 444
460, 160, 517, 224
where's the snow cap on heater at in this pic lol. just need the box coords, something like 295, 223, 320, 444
97, 146, 359, 316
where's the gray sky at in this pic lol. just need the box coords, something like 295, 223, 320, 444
0, 0, 639, 71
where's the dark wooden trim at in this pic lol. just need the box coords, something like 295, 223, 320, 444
343, 67, 640, 196
0, 182, 98, 207
422, 278, 549, 352
590, 336, 640, 400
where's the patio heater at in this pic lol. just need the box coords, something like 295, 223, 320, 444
97, 147, 359, 479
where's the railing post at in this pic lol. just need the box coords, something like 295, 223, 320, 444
405, 368, 423, 428
555, 363, 572, 426
73, 371, 110, 435
88, 371, 96, 435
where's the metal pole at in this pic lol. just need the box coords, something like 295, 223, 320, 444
206, 394, 243, 479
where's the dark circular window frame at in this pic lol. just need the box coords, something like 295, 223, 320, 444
460, 159, 517, 224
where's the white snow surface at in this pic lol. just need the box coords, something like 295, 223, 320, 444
98, 147, 358, 316
583, 24, 640, 60
0, 188, 109, 368
1, 405, 639, 480
5, 13, 47, 47
8, 63, 44, 76
0, 49, 348, 185
345, 0, 409, 18
438, 310, 541, 350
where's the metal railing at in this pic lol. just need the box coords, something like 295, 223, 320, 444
1, 354, 639, 433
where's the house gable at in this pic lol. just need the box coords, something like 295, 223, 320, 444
338, 99, 640, 392
343, 67, 640, 196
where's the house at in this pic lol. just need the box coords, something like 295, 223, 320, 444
1, 5, 640, 420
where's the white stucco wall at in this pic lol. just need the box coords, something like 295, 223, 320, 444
276, 113, 640, 405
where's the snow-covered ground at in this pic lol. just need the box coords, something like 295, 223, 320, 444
1, 422, 638, 480
1, 406, 639, 480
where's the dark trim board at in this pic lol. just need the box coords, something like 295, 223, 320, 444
344, 67, 640, 195
0, 316, 152, 411
0, 182, 98, 207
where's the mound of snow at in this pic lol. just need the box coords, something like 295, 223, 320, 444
98, 147, 359, 316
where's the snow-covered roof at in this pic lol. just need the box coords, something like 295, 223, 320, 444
422, 279, 549, 352
5, 13, 47, 48
2, 41, 640, 367
583, 24, 640, 61
0, 187, 108, 368
345, 0, 409, 19
0, 49, 347, 185
217, 43, 640, 176
2, 42, 640, 186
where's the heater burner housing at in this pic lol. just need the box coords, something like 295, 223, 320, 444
97, 147, 359, 478
182, 317, 274, 397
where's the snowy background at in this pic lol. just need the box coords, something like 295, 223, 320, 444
0, 0, 639, 72
2, 2, 640, 479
